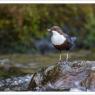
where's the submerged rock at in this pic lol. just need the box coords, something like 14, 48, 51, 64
28, 61, 95, 91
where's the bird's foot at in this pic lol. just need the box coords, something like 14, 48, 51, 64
65, 60, 69, 65
65, 53, 69, 63
58, 59, 68, 65
57, 59, 63, 64
59, 59, 62, 62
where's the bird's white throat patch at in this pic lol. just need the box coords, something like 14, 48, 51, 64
51, 30, 66, 45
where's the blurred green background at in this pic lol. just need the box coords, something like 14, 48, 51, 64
0, 4, 95, 53
0, 4, 95, 77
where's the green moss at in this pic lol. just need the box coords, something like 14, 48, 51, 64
0, 66, 26, 78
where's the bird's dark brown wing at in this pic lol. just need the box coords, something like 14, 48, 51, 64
53, 40, 71, 51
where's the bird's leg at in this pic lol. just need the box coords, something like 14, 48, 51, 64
59, 50, 62, 61
66, 52, 69, 62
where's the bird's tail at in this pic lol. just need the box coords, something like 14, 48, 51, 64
70, 36, 77, 50
71, 37, 77, 43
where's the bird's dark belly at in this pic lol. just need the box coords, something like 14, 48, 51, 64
53, 41, 71, 51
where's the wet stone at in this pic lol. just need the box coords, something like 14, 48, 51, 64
28, 61, 95, 91
0, 61, 95, 91
0, 75, 32, 91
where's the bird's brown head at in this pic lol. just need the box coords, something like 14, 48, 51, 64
47, 26, 63, 35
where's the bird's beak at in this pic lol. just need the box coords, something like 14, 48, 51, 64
47, 29, 51, 32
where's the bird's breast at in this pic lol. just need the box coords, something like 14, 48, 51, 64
51, 34, 66, 45
51, 34, 72, 50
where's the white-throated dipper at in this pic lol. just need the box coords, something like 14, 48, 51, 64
48, 25, 76, 61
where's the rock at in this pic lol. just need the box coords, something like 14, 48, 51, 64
28, 61, 94, 91
0, 60, 95, 91
70, 88, 85, 92
80, 70, 95, 91
0, 74, 32, 91
0, 58, 12, 71
0, 58, 10, 65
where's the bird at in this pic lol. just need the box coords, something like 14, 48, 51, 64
48, 25, 76, 62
